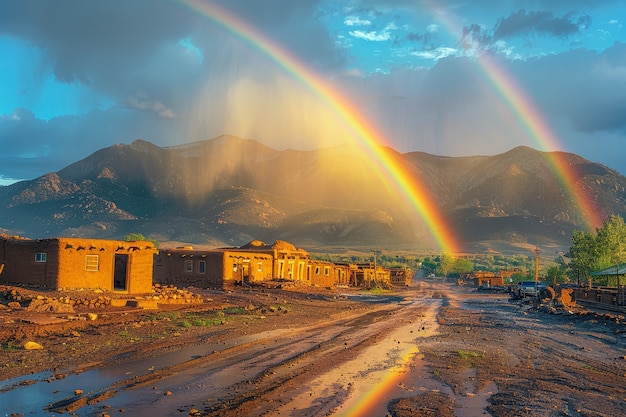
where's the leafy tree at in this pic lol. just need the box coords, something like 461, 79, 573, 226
123, 232, 158, 247
568, 215, 626, 286
453, 258, 474, 275
421, 257, 438, 276
437, 253, 455, 278
546, 264, 568, 284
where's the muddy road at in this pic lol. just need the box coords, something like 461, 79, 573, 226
2, 281, 626, 416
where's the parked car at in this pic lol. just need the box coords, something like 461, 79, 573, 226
514, 281, 546, 298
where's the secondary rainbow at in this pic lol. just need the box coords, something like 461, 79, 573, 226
180, 0, 459, 253
432, 6, 604, 231
477, 53, 603, 230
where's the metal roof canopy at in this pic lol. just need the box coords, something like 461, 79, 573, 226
590, 263, 626, 276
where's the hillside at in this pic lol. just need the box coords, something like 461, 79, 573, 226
1, 135, 625, 253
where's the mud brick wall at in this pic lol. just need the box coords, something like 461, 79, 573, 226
0, 238, 60, 288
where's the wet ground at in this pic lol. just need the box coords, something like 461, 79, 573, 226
1, 281, 626, 416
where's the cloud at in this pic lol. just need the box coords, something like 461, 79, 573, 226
124, 93, 176, 119
0, 107, 181, 181
1, 0, 625, 183
494, 9, 591, 40
350, 30, 391, 41
344, 16, 372, 26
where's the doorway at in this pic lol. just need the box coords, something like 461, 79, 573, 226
114, 254, 129, 291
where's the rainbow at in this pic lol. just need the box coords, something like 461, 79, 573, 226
180, 0, 459, 253
430, 5, 604, 231
337, 347, 420, 417
477, 53, 603, 230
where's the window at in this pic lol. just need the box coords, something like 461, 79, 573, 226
185, 260, 193, 272
199, 261, 206, 274
35, 252, 47, 263
315, 266, 320, 275
257, 262, 263, 272
85, 255, 99, 271
324, 266, 330, 276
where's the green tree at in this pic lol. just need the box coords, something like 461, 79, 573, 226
123, 232, 158, 247
546, 264, 567, 284
421, 257, 437, 276
568, 215, 626, 286
452, 258, 474, 275
438, 253, 454, 279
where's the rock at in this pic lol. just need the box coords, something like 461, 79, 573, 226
23, 341, 43, 350
7, 301, 21, 309
88, 313, 98, 321
74, 389, 83, 396
26, 298, 74, 313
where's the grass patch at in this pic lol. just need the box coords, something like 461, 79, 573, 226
180, 311, 227, 327
362, 287, 390, 295
1, 341, 21, 351
119, 329, 132, 338
222, 306, 247, 315
457, 349, 485, 366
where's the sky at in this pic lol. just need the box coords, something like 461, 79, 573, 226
0, 0, 625, 185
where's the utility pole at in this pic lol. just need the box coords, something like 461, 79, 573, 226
372, 250, 378, 288
534, 247, 540, 298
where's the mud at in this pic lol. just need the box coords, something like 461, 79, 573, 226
1, 281, 625, 416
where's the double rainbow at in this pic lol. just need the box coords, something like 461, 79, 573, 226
181, 0, 603, 256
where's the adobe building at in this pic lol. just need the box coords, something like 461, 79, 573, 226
0, 237, 157, 294
472, 271, 505, 287
154, 240, 315, 288
306, 259, 337, 287
153, 245, 274, 288
390, 268, 413, 286
345, 263, 391, 288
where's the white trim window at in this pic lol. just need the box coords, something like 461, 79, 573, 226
35, 252, 47, 263
85, 255, 99, 271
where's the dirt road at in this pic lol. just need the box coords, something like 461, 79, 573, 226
1, 281, 626, 416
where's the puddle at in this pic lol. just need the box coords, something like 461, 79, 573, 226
0, 329, 290, 416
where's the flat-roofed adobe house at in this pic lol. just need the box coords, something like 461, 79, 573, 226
153, 242, 275, 288
390, 268, 413, 286
472, 271, 505, 287
0, 237, 157, 294
346, 263, 391, 288
306, 259, 336, 287
154, 240, 312, 288
259, 240, 310, 282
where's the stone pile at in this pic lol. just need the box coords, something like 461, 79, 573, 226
151, 284, 204, 304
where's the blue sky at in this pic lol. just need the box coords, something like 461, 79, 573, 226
1, 0, 625, 185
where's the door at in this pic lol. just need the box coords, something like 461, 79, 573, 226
241, 262, 250, 284
114, 254, 129, 291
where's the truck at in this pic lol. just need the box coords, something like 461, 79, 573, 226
513, 281, 546, 298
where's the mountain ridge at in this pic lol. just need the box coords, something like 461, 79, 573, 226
1, 135, 625, 254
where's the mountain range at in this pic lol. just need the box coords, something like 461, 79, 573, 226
1, 135, 625, 254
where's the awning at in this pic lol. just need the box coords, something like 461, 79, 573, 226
590, 263, 626, 276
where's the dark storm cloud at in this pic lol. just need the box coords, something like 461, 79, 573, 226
404, 31, 440, 50
0, 0, 340, 101
0, 107, 181, 181
508, 43, 626, 135
0, 0, 344, 181
494, 9, 591, 40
